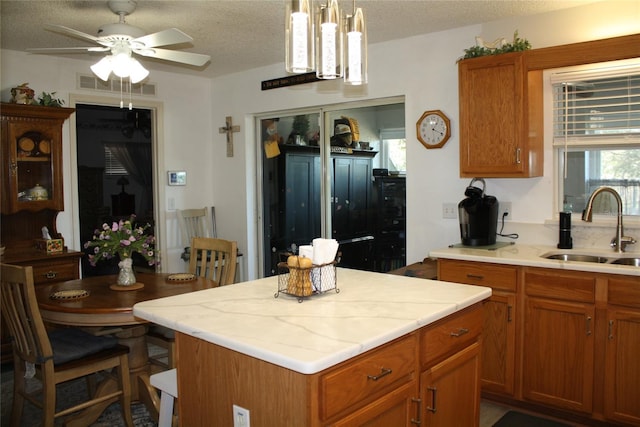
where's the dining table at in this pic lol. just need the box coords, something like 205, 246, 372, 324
35, 271, 216, 426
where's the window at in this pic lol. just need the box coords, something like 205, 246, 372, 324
551, 59, 640, 216
379, 128, 406, 173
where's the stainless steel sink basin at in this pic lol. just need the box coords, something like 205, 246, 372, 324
543, 253, 609, 263
610, 257, 640, 266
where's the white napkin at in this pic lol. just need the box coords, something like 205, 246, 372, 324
311, 238, 339, 291
298, 245, 313, 260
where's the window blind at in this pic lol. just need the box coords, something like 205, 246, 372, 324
104, 146, 127, 175
551, 64, 640, 147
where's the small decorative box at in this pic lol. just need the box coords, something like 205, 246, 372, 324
35, 238, 64, 253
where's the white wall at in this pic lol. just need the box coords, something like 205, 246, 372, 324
1, 50, 213, 273
2, 1, 638, 278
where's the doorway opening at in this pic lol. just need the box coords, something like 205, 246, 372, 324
75, 104, 155, 276
258, 99, 406, 277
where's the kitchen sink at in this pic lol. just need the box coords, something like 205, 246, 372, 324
543, 253, 609, 263
541, 252, 640, 267
610, 257, 640, 266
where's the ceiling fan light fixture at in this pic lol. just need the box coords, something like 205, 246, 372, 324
285, 0, 314, 73
128, 58, 149, 84
344, 6, 367, 85
90, 56, 114, 81
316, 0, 343, 80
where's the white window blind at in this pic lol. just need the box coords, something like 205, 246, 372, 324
551, 62, 640, 147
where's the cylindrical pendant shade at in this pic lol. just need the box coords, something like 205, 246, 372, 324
286, 0, 314, 73
344, 7, 367, 85
316, 0, 342, 79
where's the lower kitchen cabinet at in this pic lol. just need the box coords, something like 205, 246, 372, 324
523, 269, 596, 413
438, 258, 640, 426
438, 260, 517, 397
176, 303, 483, 426
604, 276, 640, 425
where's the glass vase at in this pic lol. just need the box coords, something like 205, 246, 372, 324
117, 257, 136, 286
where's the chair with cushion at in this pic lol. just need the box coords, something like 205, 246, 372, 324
147, 237, 238, 371
0, 263, 134, 427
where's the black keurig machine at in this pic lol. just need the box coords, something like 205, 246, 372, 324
458, 178, 499, 246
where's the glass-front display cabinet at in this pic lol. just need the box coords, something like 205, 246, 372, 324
1, 103, 73, 213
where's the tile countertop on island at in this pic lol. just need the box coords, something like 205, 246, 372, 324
429, 243, 640, 277
133, 268, 491, 374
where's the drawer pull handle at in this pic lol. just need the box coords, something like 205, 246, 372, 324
426, 386, 437, 413
507, 305, 513, 322
367, 367, 392, 381
586, 316, 592, 336
45, 271, 58, 279
466, 274, 484, 280
410, 398, 422, 425
450, 328, 469, 337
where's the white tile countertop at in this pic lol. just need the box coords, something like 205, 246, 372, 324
429, 243, 640, 277
133, 268, 491, 374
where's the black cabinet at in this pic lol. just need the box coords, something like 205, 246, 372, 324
373, 176, 406, 272
263, 144, 376, 275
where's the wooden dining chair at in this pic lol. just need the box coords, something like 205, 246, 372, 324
0, 263, 134, 427
177, 207, 213, 261
147, 237, 238, 372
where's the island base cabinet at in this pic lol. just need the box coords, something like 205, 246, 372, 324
330, 381, 418, 427
420, 341, 481, 427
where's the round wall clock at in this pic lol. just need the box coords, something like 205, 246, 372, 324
416, 110, 451, 149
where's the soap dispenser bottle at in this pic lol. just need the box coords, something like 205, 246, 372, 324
557, 211, 573, 249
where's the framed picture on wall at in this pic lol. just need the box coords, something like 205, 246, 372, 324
167, 171, 187, 186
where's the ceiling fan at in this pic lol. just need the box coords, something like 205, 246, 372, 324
28, 0, 210, 83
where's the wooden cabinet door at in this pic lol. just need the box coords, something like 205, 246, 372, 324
482, 292, 516, 396
604, 307, 640, 425
522, 298, 594, 413
421, 342, 481, 427
330, 381, 418, 427
458, 53, 542, 178
284, 152, 321, 246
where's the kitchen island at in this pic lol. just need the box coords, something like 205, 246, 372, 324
134, 268, 491, 426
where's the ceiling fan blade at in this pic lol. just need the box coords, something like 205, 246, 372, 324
135, 48, 210, 67
27, 46, 110, 53
132, 28, 193, 48
44, 24, 111, 47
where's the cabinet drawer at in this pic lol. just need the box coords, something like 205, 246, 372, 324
420, 304, 483, 368
524, 269, 595, 303
439, 260, 517, 292
320, 334, 417, 420
31, 261, 78, 285
608, 277, 640, 308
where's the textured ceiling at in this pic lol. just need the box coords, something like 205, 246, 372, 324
1, 0, 596, 78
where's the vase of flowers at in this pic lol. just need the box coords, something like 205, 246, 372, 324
84, 215, 156, 287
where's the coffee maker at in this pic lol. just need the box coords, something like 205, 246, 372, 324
458, 178, 499, 246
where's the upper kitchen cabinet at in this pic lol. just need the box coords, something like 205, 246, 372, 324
458, 52, 543, 178
1, 103, 75, 214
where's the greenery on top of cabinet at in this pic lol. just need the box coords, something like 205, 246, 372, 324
459, 31, 531, 61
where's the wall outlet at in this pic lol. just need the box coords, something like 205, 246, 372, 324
442, 203, 457, 219
499, 202, 512, 220
233, 404, 250, 427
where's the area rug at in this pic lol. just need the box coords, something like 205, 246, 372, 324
493, 410, 571, 427
1, 363, 156, 427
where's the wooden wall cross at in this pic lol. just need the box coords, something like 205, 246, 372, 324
218, 116, 240, 157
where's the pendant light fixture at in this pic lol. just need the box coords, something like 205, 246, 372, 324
344, 1, 367, 85
316, 0, 342, 79
286, 0, 314, 73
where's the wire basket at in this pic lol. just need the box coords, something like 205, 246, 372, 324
275, 260, 339, 302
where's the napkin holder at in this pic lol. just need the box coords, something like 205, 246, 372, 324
35, 238, 64, 253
